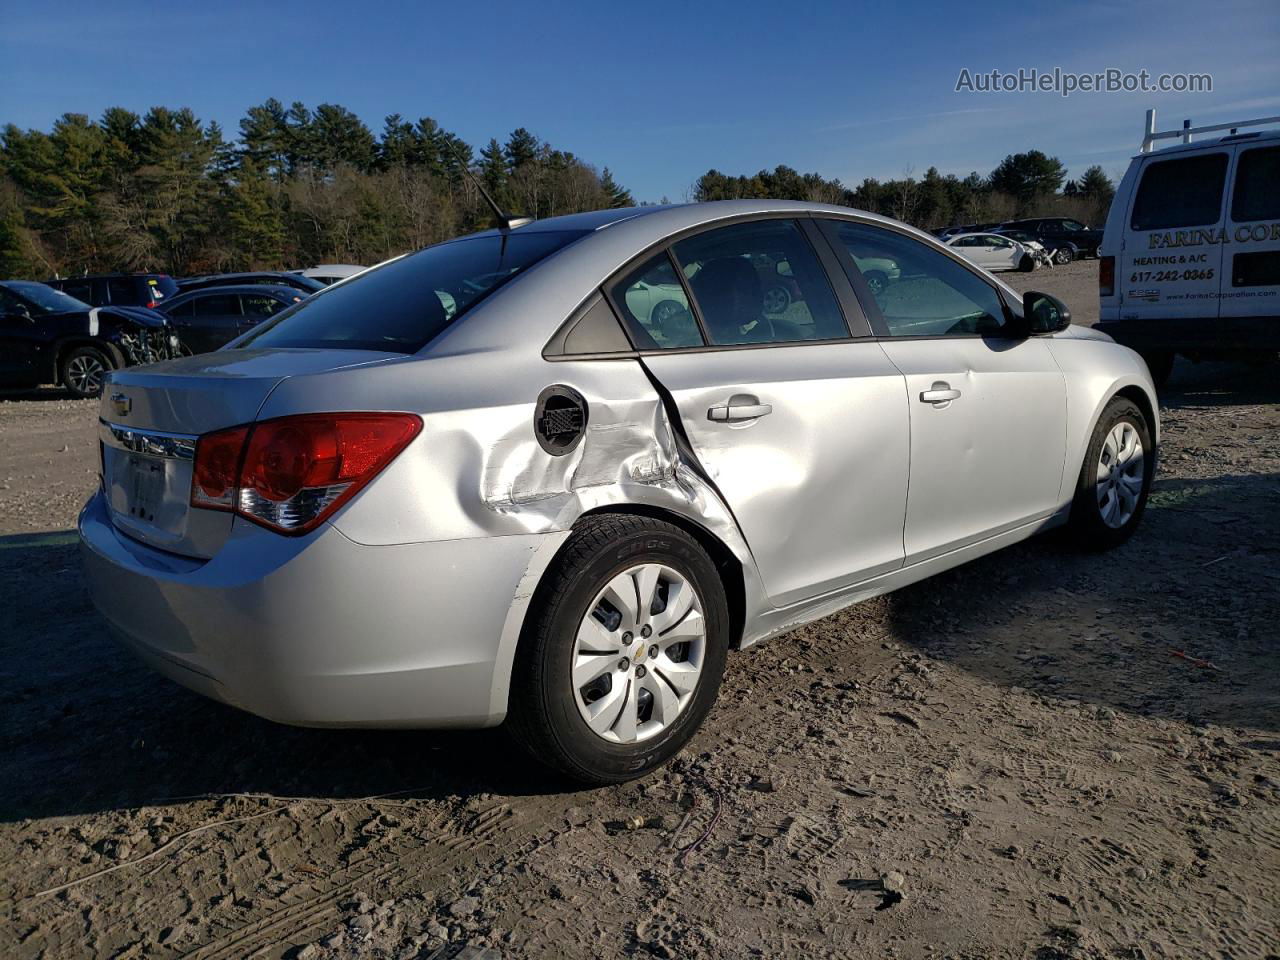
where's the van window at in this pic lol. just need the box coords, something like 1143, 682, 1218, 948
1231, 146, 1280, 222
1130, 153, 1228, 231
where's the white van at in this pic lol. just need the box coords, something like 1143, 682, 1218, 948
1097, 112, 1279, 384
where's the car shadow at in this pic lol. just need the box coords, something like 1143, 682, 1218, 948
1160, 357, 1279, 408
880, 470, 1280, 736
0, 532, 573, 825
0, 386, 83, 403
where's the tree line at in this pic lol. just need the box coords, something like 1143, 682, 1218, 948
694, 150, 1116, 231
0, 100, 633, 278
1, 99, 1116, 280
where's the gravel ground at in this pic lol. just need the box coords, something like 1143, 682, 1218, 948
2, 261, 1278, 959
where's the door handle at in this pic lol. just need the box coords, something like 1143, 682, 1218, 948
920, 382, 961, 405
708, 394, 773, 422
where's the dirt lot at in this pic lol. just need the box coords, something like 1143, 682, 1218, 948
2, 261, 1278, 959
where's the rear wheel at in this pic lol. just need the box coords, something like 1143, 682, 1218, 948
507, 515, 729, 784
864, 270, 889, 296
60, 346, 111, 399
1067, 397, 1153, 550
1055, 246, 1075, 265
1018, 253, 1036, 272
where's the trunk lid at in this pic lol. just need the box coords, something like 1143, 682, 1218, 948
98, 347, 403, 558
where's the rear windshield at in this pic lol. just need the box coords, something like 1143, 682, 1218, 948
239, 230, 585, 353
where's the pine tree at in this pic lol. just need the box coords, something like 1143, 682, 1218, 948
600, 168, 632, 208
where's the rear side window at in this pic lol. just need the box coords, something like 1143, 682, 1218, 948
241, 230, 583, 353
1231, 146, 1280, 222
671, 219, 848, 346
610, 253, 703, 349
825, 221, 1010, 338
1131, 153, 1228, 231
106, 277, 136, 305
194, 294, 241, 317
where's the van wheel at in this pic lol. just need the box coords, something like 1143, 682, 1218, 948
1140, 351, 1174, 388
60, 346, 111, 398
1067, 397, 1153, 551
507, 515, 729, 784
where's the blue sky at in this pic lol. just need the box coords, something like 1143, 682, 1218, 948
2, 0, 1277, 201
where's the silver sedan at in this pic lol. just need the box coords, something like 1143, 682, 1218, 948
79, 201, 1158, 783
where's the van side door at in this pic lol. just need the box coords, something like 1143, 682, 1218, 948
1122, 150, 1230, 329
1221, 144, 1280, 341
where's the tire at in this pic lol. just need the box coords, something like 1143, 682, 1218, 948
1067, 397, 1154, 550
762, 284, 792, 314
864, 270, 889, 296
1140, 350, 1174, 388
1054, 246, 1075, 265
507, 514, 730, 784
1018, 253, 1036, 272
60, 345, 111, 399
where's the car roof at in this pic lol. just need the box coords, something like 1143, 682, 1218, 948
170, 284, 300, 299
1137, 126, 1280, 159
435, 199, 1025, 354
47, 272, 170, 280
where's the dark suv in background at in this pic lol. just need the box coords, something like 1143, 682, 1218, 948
999, 218, 1103, 262
46, 273, 180, 310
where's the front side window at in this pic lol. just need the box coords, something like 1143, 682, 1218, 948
825, 221, 1010, 338
242, 293, 289, 317
671, 219, 848, 346
1232, 146, 1280, 222
1131, 153, 1228, 231
241, 230, 584, 354
610, 253, 702, 349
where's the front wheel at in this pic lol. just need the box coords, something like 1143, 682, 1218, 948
507, 515, 729, 784
60, 346, 111, 399
1067, 397, 1154, 550
1055, 246, 1075, 265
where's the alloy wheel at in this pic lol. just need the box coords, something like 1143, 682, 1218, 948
66, 354, 106, 395
571, 563, 706, 744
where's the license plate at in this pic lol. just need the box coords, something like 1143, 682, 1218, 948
125, 455, 166, 523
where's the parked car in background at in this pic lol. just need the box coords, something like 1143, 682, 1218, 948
177, 272, 325, 296
0, 280, 177, 397
1000, 217, 1102, 263
46, 273, 180, 310
291, 264, 366, 285
80, 200, 1158, 785
160, 285, 304, 354
946, 232, 1042, 272
1098, 114, 1280, 386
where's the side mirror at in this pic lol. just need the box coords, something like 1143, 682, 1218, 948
1022, 291, 1072, 334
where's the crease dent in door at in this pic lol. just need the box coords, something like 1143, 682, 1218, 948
476, 390, 752, 579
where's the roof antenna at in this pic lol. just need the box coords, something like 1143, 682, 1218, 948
445, 141, 533, 232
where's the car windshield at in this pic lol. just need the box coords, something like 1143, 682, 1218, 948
238, 230, 584, 353
3, 281, 90, 313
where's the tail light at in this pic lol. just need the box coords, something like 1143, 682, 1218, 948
190, 413, 421, 534
1099, 256, 1115, 297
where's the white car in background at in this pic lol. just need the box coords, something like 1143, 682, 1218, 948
290, 264, 366, 286
946, 232, 1041, 273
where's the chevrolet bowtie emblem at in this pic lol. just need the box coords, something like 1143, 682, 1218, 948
111, 393, 131, 417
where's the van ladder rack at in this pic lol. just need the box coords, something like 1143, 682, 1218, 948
1141, 108, 1280, 153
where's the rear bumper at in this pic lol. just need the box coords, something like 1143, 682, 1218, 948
1093, 315, 1280, 354
78, 491, 560, 728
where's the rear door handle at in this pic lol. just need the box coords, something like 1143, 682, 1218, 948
708, 394, 773, 422
920, 382, 961, 405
